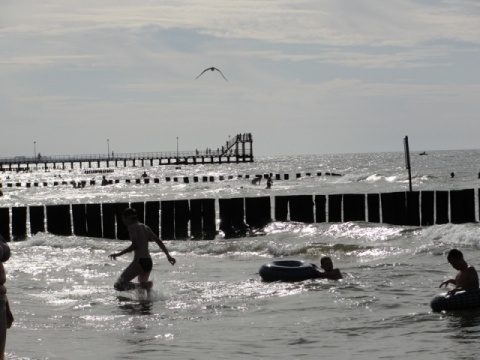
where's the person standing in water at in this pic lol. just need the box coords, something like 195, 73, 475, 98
109, 208, 176, 291
0, 236, 14, 360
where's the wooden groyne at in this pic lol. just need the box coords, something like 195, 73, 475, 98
0, 133, 253, 171
0, 171, 342, 188
0, 188, 478, 241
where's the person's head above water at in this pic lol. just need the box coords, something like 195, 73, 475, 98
320, 256, 334, 272
447, 249, 467, 270
122, 208, 138, 222
447, 249, 463, 261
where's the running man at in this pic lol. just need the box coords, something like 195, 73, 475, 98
109, 208, 176, 291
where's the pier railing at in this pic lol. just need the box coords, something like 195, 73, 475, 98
0, 150, 253, 164
1, 188, 478, 241
0, 133, 254, 170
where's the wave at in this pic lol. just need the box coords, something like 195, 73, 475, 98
9, 222, 480, 266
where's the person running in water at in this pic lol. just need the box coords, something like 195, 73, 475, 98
109, 208, 176, 290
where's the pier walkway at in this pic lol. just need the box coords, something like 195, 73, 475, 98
0, 133, 253, 171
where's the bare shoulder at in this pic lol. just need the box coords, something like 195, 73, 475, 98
320, 269, 343, 280
467, 265, 478, 275
331, 269, 343, 280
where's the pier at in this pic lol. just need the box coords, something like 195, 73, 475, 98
0, 133, 253, 171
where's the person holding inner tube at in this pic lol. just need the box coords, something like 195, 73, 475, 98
439, 249, 478, 296
0, 235, 14, 360
314, 256, 343, 280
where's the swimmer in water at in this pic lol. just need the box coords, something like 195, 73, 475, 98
314, 256, 343, 280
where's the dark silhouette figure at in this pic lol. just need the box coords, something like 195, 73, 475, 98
451, 172, 455, 178
195, 67, 228, 81
266, 175, 273, 189
101, 175, 109, 186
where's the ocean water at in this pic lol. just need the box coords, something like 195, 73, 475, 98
1, 150, 480, 360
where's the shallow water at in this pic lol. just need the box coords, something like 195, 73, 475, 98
2, 150, 480, 359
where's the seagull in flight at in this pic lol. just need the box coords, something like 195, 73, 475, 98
195, 67, 228, 81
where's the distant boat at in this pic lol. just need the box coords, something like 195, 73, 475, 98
419, 151, 427, 156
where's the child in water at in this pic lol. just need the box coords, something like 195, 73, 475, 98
439, 249, 478, 296
314, 256, 342, 280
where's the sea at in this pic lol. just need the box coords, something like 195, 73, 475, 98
1, 149, 480, 360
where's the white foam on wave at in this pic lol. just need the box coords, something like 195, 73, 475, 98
421, 223, 480, 248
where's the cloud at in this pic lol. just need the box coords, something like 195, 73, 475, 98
3, 1, 480, 46
0, 0, 479, 156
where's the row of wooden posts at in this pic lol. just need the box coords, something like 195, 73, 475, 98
0, 188, 477, 241
0, 171, 342, 188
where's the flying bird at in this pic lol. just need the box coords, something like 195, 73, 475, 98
195, 67, 228, 81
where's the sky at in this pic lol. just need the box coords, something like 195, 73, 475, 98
1, 0, 479, 157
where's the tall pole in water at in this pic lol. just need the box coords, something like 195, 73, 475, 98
33, 141, 37, 169
403, 136, 413, 192
176, 137, 179, 163
107, 139, 110, 160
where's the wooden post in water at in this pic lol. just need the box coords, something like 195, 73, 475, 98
406, 191, 420, 226
145, 201, 160, 237
30, 205, 45, 235
245, 197, 271, 230
0, 208, 9, 240
343, 194, 366, 222
72, 204, 88, 237
274, 196, 289, 221
174, 200, 190, 240
381, 192, 407, 225
450, 189, 475, 224
190, 199, 204, 239
421, 191, 434, 226
202, 199, 216, 240
161, 201, 175, 240
102, 203, 117, 239
367, 193, 380, 223
435, 191, 449, 224
115, 203, 130, 240
289, 195, 314, 223
403, 136, 413, 192
86, 204, 102, 238
328, 194, 342, 222
315, 195, 326, 223
46, 204, 72, 236
12, 206, 27, 240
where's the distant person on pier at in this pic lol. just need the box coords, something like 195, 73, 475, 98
141, 171, 148, 178
101, 175, 109, 186
450, 172, 455, 178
